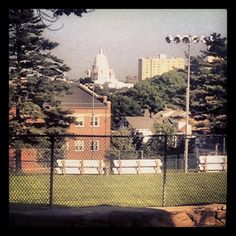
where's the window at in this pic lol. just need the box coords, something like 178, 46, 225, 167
75, 115, 84, 127
90, 140, 99, 151
90, 116, 99, 127
75, 140, 84, 152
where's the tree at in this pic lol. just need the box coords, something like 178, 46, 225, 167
109, 70, 187, 130
109, 94, 143, 129
151, 70, 186, 109
125, 80, 164, 113
152, 118, 177, 135
105, 130, 136, 161
190, 33, 227, 133
36, 9, 93, 31
9, 9, 75, 138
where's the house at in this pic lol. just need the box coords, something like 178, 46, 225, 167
60, 83, 111, 161
154, 108, 196, 135
119, 109, 155, 142
119, 108, 196, 142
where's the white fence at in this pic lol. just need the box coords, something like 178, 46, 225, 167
55, 159, 162, 175
112, 159, 162, 174
198, 155, 227, 172
56, 160, 106, 175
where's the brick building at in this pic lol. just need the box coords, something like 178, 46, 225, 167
61, 83, 111, 160
9, 83, 112, 173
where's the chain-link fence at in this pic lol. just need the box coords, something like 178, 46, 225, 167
9, 134, 227, 209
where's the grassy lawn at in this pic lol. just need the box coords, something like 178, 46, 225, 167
9, 172, 227, 207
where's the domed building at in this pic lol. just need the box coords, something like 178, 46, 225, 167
86, 48, 133, 89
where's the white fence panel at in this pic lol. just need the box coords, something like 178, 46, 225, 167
199, 155, 226, 164
198, 155, 227, 172
83, 168, 104, 174
83, 160, 105, 167
112, 159, 162, 174
198, 163, 225, 171
56, 159, 162, 175
112, 168, 137, 174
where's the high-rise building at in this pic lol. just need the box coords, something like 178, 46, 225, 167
138, 54, 186, 81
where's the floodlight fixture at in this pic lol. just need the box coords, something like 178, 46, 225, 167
200, 35, 207, 44
209, 35, 214, 41
192, 35, 200, 44
182, 35, 191, 44
165, 35, 173, 43
173, 35, 182, 43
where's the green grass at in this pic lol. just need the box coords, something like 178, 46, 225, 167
9, 172, 227, 207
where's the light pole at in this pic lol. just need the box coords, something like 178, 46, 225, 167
165, 34, 207, 173
87, 82, 95, 158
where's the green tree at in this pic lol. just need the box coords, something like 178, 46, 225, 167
105, 130, 136, 160
125, 80, 164, 113
35, 9, 93, 30
151, 70, 186, 109
9, 9, 75, 137
190, 33, 227, 133
152, 118, 177, 135
109, 94, 143, 129
109, 70, 187, 130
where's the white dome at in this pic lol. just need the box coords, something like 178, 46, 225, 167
93, 48, 109, 71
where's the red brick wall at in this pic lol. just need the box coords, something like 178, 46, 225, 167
9, 149, 49, 174
67, 106, 111, 136
64, 137, 110, 161
65, 103, 111, 161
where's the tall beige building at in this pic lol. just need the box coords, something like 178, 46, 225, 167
138, 54, 186, 81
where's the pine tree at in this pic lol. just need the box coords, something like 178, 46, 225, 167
190, 33, 227, 133
9, 9, 75, 137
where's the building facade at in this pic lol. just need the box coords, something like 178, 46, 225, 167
138, 54, 186, 81
61, 84, 111, 161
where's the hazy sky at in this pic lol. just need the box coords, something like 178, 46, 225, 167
43, 9, 227, 81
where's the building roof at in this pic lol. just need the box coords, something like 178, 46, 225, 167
125, 116, 155, 130
60, 84, 107, 108
124, 108, 197, 132
154, 108, 187, 119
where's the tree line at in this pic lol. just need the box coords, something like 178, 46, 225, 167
108, 33, 227, 134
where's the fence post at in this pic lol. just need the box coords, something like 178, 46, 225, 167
62, 159, 66, 176
204, 156, 208, 172
137, 160, 140, 175
162, 135, 168, 207
99, 159, 102, 175
223, 156, 227, 171
223, 136, 226, 154
118, 160, 122, 175
81, 160, 84, 175
49, 136, 55, 209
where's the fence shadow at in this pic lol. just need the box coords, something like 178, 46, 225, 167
9, 204, 175, 227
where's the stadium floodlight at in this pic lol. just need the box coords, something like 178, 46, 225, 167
200, 35, 207, 44
165, 35, 173, 43
173, 35, 182, 43
192, 35, 200, 44
182, 35, 191, 44
209, 35, 214, 41
165, 33, 209, 173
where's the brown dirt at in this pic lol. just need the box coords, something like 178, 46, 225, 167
9, 203, 226, 227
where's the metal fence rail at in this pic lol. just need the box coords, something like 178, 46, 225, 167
9, 134, 227, 208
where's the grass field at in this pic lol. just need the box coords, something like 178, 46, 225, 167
9, 172, 227, 207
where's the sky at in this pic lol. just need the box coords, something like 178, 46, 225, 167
43, 9, 227, 81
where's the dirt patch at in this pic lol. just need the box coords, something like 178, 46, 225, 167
151, 203, 226, 227
9, 204, 226, 227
